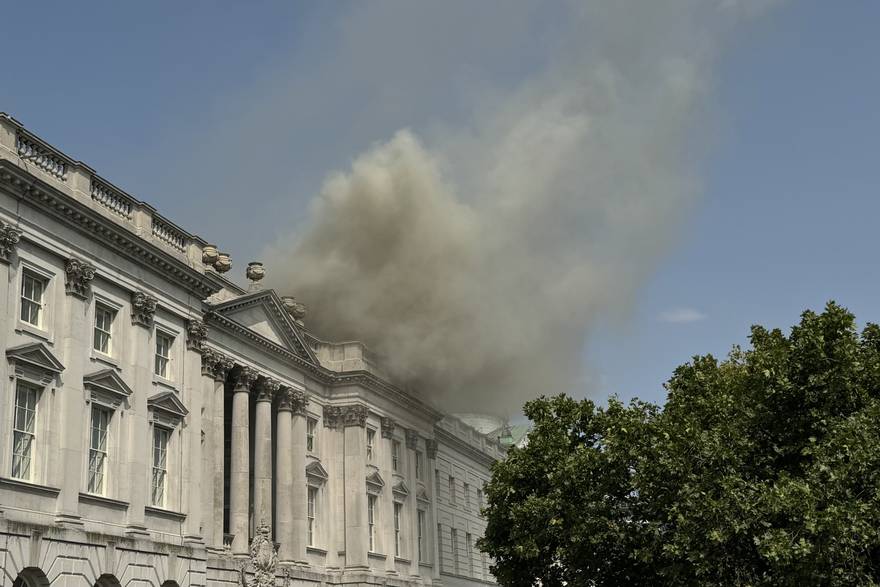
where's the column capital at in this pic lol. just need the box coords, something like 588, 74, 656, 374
405, 429, 419, 450
425, 438, 438, 460
381, 417, 396, 439
131, 291, 158, 327
0, 220, 22, 264
324, 404, 367, 429
200, 348, 219, 377
255, 377, 281, 402
291, 389, 309, 416
213, 354, 235, 382
234, 366, 259, 392
186, 319, 209, 353
64, 257, 96, 299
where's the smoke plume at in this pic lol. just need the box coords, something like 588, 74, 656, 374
263, 0, 780, 415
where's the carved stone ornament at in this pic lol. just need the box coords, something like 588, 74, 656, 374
280, 296, 306, 328
213, 354, 235, 383
235, 366, 260, 392
406, 429, 420, 450
214, 252, 231, 274
425, 438, 438, 460
276, 388, 293, 411
130, 291, 158, 327
64, 257, 96, 299
256, 377, 281, 402
342, 405, 368, 428
381, 416, 396, 439
186, 319, 209, 353
323, 406, 342, 429
239, 520, 277, 587
290, 389, 308, 416
200, 348, 219, 377
202, 244, 219, 266
246, 261, 265, 283
0, 221, 22, 264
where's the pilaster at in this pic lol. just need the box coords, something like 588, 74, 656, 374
290, 390, 309, 565
406, 429, 421, 578
275, 389, 295, 563
426, 438, 440, 579
340, 405, 369, 570
253, 377, 279, 539
212, 353, 234, 549
200, 350, 219, 549
181, 329, 205, 544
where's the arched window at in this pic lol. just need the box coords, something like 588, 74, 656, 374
13, 567, 50, 587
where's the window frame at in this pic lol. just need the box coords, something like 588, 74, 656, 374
11, 381, 39, 481
92, 302, 117, 357
391, 439, 401, 472
417, 509, 426, 562
18, 266, 52, 333
150, 425, 171, 508
154, 330, 174, 381
307, 485, 318, 547
306, 416, 317, 454
87, 405, 111, 495
367, 494, 378, 552
366, 427, 376, 462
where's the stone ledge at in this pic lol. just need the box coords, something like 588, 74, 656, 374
78, 492, 129, 510
0, 476, 61, 497
144, 506, 187, 522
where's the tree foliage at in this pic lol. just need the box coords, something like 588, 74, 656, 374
479, 302, 880, 586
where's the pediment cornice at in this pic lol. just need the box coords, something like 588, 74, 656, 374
7, 342, 65, 385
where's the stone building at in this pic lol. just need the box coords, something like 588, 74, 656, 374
0, 113, 503, 587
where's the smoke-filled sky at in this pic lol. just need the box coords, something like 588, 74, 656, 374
3, 1, 880, 414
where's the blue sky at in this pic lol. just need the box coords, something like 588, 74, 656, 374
2, 1, 878, 408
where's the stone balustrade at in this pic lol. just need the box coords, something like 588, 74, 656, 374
151, 215, 187, 252
90, 178, 135, 219
16, 131, 69, 181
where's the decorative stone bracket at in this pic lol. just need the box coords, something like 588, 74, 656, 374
0, 221, 22, 264
64, 258, 96, 299
131, 291, 158, 327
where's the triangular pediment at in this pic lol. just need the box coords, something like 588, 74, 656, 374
416, 487, 430, 502
210, 290, 318, 364
366, 470, 385, 490
306, 460, 329, 480
7, 342, 65, 374
148, 391, 189, 419
393, 479, 409, 497
84, 369, 133, 399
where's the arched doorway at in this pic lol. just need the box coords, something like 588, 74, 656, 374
12, 567, 50, 587
94, 574, 122, 587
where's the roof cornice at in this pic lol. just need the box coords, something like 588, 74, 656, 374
434, 425, 500, 468
0, 161, 220, 299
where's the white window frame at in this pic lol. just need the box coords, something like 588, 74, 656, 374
154, 330, 174, 381
417, 509, 426, 562
366, 428, 376, 462
151, 425, 171, 508
11, 381, 39, 481
93, 303, 116, 357
391, 439, 400, 472
306, 416, 317, 454
307, 485, 318, 547
367, 494, 378, 552
87, 405, 111, 495
18, 266, 52, 333
393, 501, 403, 557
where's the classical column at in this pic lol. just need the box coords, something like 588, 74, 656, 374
55, 258, 96, 526
406, 429, 421, 578
290, 390, 309, 564
200, 349, 219, 548
425, 438, 440, 579
230, 366, 258, 555
212, 353, 234, 549
182, 320, 207, 544
126, 291, 158, 536
337, 405, 369, 570
275, 389, 294, 562
253, 377, 279, 538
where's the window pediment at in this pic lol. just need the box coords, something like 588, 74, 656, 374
306, 460, 329, 485
366, 470, 385, 494
84, 369, 132, 409
147, 391, 188, 426
393, 479, 410, 498
416, 487, 430, 503
7, 342, 64, 385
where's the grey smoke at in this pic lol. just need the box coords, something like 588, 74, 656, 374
262, 0, 781, 415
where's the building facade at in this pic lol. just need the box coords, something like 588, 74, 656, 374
0, 113, 502, 587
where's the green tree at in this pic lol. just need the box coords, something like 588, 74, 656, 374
479, 302, 880, 586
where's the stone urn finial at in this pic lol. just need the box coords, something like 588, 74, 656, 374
281, 295, 306, 328
214, 252, 231, 273
246, 261, 265, 291
202, 244, 219, 266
